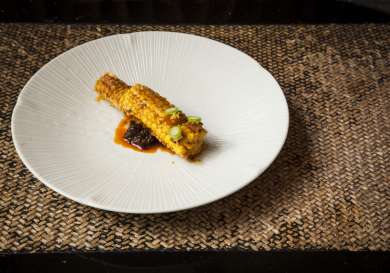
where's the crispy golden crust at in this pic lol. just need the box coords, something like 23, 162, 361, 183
95, 73, 207, 158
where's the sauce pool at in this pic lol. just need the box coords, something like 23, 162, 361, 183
114, 115, 171, 154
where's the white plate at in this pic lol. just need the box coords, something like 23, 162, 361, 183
12, 32, 288, 213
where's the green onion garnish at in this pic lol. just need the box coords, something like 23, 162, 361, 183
187, 116, 202, 124
165, 107, 180, 115
169, 126, 182, 141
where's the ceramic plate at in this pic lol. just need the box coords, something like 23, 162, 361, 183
12, 32, 288, 213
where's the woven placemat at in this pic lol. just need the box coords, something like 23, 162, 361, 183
0, 24, 389, 252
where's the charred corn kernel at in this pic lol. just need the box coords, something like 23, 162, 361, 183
95, 73, 207, 158
94, 73, 128, 109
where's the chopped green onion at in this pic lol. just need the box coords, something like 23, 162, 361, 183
165, 107, 180, 115
169, 126, 182, 141
187, 116, 202, 124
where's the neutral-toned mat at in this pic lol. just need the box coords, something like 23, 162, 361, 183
0, 24, 389, 252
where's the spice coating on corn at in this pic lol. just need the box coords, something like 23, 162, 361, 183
95, 73, 207, 158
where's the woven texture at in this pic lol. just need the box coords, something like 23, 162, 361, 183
0, 24, 389, 252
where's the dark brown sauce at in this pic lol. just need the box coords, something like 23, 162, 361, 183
114, 115, 171, 154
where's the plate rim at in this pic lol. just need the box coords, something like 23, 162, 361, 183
11, 31, 289, 214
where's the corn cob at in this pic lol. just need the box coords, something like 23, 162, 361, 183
95, 73, 207, 158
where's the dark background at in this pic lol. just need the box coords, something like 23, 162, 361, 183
1, 252, 390, 273
1, 0, 390, 272
1, 0, 390, 23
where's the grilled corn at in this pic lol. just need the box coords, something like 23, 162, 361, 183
95, 73, 207, 158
